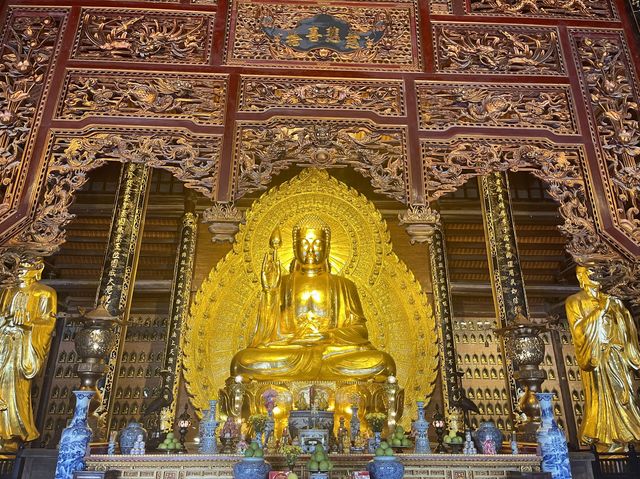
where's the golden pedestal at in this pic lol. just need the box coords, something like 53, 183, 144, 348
219, 378, 404, 437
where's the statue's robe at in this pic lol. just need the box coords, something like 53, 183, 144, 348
0, 285, 56, 443
232, 271, 395, 380
566, 293, 640, 449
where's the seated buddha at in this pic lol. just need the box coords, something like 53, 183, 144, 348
231, 216, 396, 382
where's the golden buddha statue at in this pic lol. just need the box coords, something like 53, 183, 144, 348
231, 216, 396, 381
565, 266, 640, 451
0, 258, 56, 452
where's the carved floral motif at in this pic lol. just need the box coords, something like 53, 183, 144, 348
239, 77, 404, 116
0, 12, 65, 216
470, 0, 615, 19
227, 1, 420, 71
434, 24, 564, 75
416, 83, 577, 134
57, 71, 227, 125
573, 33, 640, 246
1, 129, 221, 281
73, 10, 213, 64
235, 120, 407, 202
421, 138, 640, 303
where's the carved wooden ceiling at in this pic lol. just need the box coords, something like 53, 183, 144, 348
0, 0, 639, 297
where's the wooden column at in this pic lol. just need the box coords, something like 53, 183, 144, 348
160, 194, 198, 431
478, 172, 527, 428
92, 163, 151, 439
399, 207, 459, 414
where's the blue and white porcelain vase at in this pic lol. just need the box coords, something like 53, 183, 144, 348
233, 457, 272, 479
54, 390, 94, 479
535, 393, 572, 479
119, 420, 147, 455
368, 456, 404, 479
199, 399, 219, 453
350, 405, 361, 443
368, 431, 382, 453
474, 421, 503, 454
414, 401, 431, 454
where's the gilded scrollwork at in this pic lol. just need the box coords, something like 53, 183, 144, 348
56, 71, 227, 126
421, 138, 640, 304
469, 0, 615, 19
227, 0, 421, 71
433, 24, 564, 75
239, 77, 405, 116
416, 83, 577, 134
572, 33, 640, 247
234, 119, 408, 203
0, 128, 221, 283
0, 11, 66, 218
73, 9, 213, 64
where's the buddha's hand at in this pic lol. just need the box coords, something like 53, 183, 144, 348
261, 252, 281, 291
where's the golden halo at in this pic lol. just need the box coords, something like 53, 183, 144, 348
184, 169, 438, 425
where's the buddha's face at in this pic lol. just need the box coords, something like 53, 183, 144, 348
294, 227, 328, 266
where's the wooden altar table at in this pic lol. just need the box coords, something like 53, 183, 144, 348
85, 452, 542, 479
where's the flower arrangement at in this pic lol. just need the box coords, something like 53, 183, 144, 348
280, 444, 303, 468
365, 412, 387, 432
248, 414, 269, 433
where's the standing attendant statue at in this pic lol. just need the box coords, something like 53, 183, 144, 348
565, 266, 640, 451
0, 258, 56, 452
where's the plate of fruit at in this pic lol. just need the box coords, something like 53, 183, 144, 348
374, 441, 396, 460
157, 432, 183, 453
243, 441, 265, 461
387, 426, 413, 452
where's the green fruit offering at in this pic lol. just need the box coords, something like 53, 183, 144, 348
166, 432, 175, 440
401, 438, 410, 447
385, 449, 394, 456
375, 448, 385, 456
250, 442, 260, 450
392, 439, 402, 447
244, 450, 254, 457
287, 473, 298, 479
308, 461, 319, 472
319, 460, 329, 471
254, 449, 264, 458
379, 441, 389, 450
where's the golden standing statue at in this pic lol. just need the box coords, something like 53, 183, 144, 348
565, 266, 640, 451
0, 259, 56, 452
231, 216, 396, 381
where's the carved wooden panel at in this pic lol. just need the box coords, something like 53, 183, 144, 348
432, 24, 565, 75
570, 30, 640, 250
416, 82, 578, 134
56, 70, 227, 126
233, 119, 408, 202
238, 76, 405, 117
468, 0, 617, 19
225, 0, 422, 71
0, 8, 69, 226
72, 9, 215, 64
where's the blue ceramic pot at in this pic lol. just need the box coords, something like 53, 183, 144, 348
119, 421, 147, 455
233, 458, 272, 479
368, 456, 404, 479
474, 421, 503, 453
